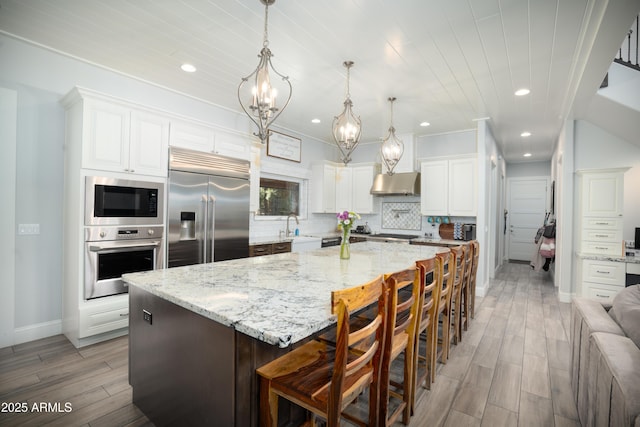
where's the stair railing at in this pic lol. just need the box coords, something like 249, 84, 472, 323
614, 14, 639, 72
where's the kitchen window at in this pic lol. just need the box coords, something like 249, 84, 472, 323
258, 177, 301, 217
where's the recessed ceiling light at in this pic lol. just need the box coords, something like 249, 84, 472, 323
311, 118, 321, 124
523, 153, 532, 157
181, 63, 197, 73
420, 121, 430, 127
521, 131, 531, 137
515, 88, 530, 96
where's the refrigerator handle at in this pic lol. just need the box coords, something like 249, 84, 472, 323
208, 195, 216, 263
201, 194, 208, 262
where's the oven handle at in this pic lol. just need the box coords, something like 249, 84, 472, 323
89, 241, 160, 252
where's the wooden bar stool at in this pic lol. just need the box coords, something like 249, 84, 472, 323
469, 240, 480, 319
449, 245, 467, 347
256, 275, 387, 427
411, 255, 442, 408
379, 266, 421, 426
434, 251, 453, 365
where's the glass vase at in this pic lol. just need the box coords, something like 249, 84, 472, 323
340, 230, 351, 260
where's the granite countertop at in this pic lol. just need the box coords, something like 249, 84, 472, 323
577, 252, 640, 264
123, 242, 448, 348
411, 237, 471, 245
249, 236, 294, 245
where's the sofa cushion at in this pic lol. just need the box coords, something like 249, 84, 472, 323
609, 285, 640, 348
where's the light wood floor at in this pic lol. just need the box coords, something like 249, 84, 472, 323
0, 262, 579, 426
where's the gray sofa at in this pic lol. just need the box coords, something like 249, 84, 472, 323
570, 285, 640, 427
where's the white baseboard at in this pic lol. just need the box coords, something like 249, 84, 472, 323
13, 320, 63, 346
558, 290, 574, 304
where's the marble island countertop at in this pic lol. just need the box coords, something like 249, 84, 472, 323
123, 241, 448, 348
577, 252, 640, 264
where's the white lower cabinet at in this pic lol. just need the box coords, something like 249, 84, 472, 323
580, 258, 625, 302
79, 297, 129, 338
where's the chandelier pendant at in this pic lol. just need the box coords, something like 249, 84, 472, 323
238, 0, 292, 144
380, 97, 404, 175
332, 61, 362, 165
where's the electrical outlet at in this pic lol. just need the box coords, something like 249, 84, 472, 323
18, 224, 40, 235
143, 310, 152, 325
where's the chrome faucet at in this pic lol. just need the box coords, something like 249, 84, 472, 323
286, 213, 299, 237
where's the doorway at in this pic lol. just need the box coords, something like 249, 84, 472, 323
506, 177, 549, 262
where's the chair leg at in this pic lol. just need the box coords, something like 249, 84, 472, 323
441, 306, 451, 362
259, 377, 278, 427
470, 283, 476, 319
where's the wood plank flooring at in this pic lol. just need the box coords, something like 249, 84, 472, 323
0, 262, 579, 426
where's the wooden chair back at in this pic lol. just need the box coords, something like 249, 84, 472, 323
437, 250, 452, 315
380, 266, 420, 426
329, 275, 387, 425
412, 255, 443, 395
414, 257, 440, 333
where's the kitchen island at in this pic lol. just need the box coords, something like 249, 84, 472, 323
123, 242, 447, 426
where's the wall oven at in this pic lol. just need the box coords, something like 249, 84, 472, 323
85, 176, 164, 226
85, 226, 164, 300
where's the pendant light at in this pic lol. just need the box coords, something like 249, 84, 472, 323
332, 61, 362, 165
238, 0, 292, 144
380, 97, 404, 175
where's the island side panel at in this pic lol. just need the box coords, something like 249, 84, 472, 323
129, 285, 235, 426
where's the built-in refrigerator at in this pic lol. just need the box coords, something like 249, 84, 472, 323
167, 147, 250, 267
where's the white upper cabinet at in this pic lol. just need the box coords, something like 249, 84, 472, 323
335, 166, 353, 213
169, 119, 215, 153
311, 162, 337, 213
581, 171, 624, 217
352, 164, 379, 214
82, 98, 169, 177
420, 160, 448, 215
420, 157, 476, 216
312, 162, 379, 214
169, 119, 251, 161
448, 157, 477, 216
129, 111, 170, 176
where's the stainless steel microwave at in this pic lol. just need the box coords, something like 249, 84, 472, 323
85, 176, 164, 226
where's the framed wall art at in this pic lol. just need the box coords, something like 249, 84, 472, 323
267, 130, 301, 163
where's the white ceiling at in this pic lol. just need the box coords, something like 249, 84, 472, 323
0, 0, 637, 162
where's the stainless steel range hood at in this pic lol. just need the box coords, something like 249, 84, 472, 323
370, 172, 421, 196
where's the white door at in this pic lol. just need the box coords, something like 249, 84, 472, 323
507, 177, 549, 261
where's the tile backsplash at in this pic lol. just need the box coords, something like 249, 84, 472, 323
382, 202, 421, 230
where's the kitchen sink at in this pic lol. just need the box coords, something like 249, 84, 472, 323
291, 236, 322, 252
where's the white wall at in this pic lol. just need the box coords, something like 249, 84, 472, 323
0, 88, 17, 348
506, 161, 551, 179
417, 129, 477, 158
0, 34, 333, 344
574, 119, 640, 240
552, 120, 575, 302
476, 121, 506, 296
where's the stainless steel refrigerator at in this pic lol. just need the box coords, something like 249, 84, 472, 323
167, 147, 250, 267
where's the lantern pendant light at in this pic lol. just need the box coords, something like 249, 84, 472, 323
380, 97, 404, 175
238, 0, 292, 144
332, 61, 362, 165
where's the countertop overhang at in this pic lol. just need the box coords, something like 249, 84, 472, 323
123, 241, 447, 348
